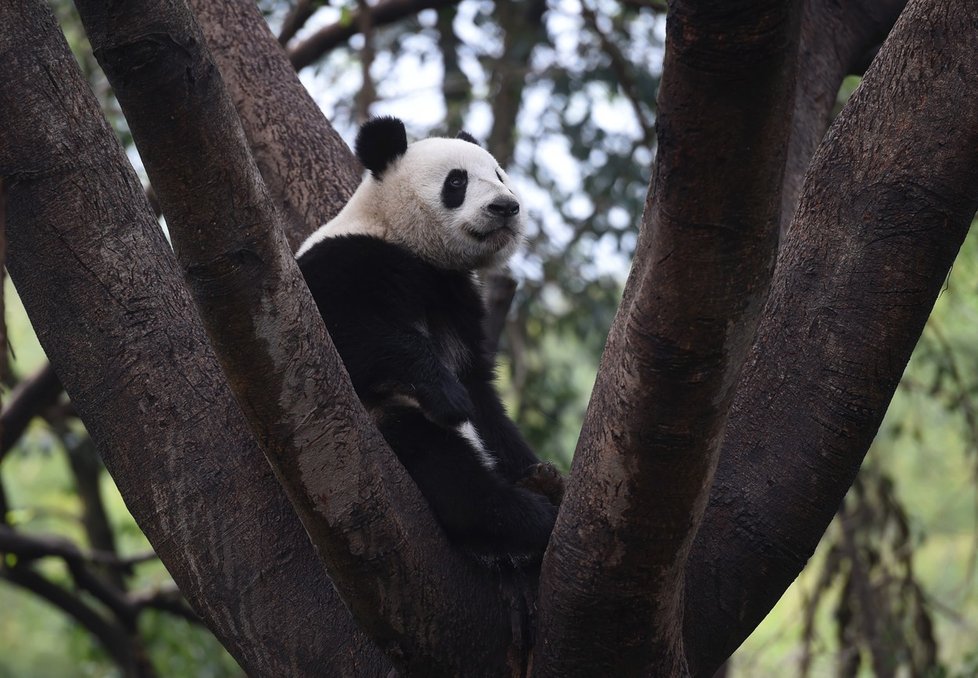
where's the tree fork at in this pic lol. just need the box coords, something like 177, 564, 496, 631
685, 1, 978, 672
188, 0, 361, 249
779, 0, 907, 230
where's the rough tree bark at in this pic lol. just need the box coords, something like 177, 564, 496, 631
0, 2, 385, 675
535, 2, 801, 675
188, 0, 361, 248
3, 0, 977, 676
684, 1, 978, 673
779, 0, 907, 229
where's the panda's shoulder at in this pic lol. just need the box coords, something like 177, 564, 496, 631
300, 233, 420, 270
298, 234, 442, 299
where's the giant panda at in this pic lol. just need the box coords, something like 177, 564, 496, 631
297, 116, 560, 562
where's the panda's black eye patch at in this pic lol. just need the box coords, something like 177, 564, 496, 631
442, 169, 468, 209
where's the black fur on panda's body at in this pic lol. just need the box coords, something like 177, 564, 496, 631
297, 117, 558, 561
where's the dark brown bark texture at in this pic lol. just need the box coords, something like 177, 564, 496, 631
73, 1, 522, 676
684, 1, 978, 674
188, 0, 361, 250
0, 2, 385, 675
780, 0, 907, 229
535, 2, 802, 675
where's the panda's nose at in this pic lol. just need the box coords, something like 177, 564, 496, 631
487, 199, 520, 218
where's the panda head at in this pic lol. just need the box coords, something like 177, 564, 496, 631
349, 116, 525, 271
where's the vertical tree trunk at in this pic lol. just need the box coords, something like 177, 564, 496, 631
535, 2, 802, 674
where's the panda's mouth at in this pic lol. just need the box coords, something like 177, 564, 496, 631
466, 224, 514, 244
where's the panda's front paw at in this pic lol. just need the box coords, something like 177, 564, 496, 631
418, 381, 474, 428
518, 462, 565, 507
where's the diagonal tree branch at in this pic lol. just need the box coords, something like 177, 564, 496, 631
130, 583, 202, 624
75, 1, 522, 674
189, 0, 361, 250
580, 2, 654, 146
684, 1, 978, 673
278, 0, 315, 45
780, 0, 907, 230
0, 2, 383, 674
534, 2, 802, 675
0, 566, 141, 672
0, 524, 152, 569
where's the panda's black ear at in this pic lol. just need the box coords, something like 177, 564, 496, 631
456, 131, 480, 147
356, 116, 408, 179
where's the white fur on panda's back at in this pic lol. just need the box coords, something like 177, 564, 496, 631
297, 137, 524, 271
295, 186, 386, 258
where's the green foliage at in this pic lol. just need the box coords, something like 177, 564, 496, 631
139, 611, 242, 678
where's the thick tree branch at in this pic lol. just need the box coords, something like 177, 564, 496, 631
535, 2, 801, 675
685, 1, 978, 673
288, 0, 460, 71
76, 1, 519, 674
780, 0, 907, 230
189, 0, 361, 250
1, 3, 381, 675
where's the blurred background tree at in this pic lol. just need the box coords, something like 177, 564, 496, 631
1, 1, 975, 675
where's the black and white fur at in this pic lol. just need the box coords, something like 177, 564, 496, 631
297, 117, 558, 560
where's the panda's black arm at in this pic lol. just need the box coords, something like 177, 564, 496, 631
464, 375, 544, 483
337, 323, 475, 428
377, 408, 557, 560
300, 237, 474, 427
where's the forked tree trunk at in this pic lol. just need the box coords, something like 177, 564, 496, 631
2, 0, 977, 676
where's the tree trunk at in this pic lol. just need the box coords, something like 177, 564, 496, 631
0, 2, 386, 674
